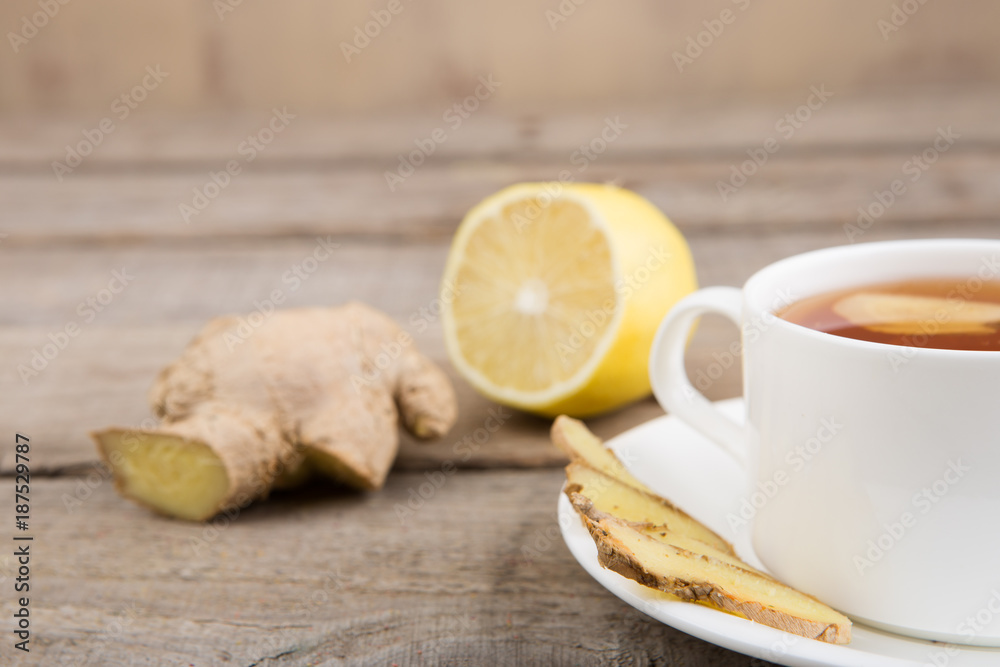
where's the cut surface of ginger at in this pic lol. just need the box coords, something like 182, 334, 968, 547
577, 502, 852, 644
551, 416, 650, 492
96, 430, 229, 522
565, 462, 734, 556
555, 415, 852, 644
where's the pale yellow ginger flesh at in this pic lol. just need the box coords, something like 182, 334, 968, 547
554, 417, 852, 645
551, 415, 650, 493
92, 303, 458, 521
833, 292, 1000, 335
95, 431, 229, 522
564, 462, 734, 556
574, 500, 852, 644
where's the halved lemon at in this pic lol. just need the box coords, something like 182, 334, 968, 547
440, 182, 697, 417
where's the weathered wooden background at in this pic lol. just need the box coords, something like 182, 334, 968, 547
2, 1, 1000, 664
2, 87, 999, 665
3, 0, 1000, 112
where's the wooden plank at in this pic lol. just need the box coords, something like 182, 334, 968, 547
0, 237, 722, 472
3, 149, 1000, 244
0, 321, 727, 475
2, 0, 1000, 116
1, 470, 775, 666
7, 220, 1000, 472
4, 226, 999, 330
3, 89, 1000, 168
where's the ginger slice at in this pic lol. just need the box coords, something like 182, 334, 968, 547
565, 462, 734, 556
833, 292, 1000, 335
572, 497, 852, 644
551, 415, 650, 493
556, 417, 852, 644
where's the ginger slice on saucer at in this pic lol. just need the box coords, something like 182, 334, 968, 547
572, 497, 852, 644
555, 416, 733, 554
552, 415, 651, 492
553, 417, 852, 645
565, 461, 735, 556
833, 292, 1000, 335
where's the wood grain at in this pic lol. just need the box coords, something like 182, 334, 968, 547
0, 470, 778, 666
3, 88, 1000, 168
3, 96, 997, 665
5, 219, 1000, 473
4, 153, 998, 244
2, 0, 1000, 113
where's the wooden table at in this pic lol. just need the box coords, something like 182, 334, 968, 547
3, 86, 999, 666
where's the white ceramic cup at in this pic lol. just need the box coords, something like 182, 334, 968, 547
649, 239, 1000, 646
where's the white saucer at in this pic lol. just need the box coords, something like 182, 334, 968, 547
558, 398, 1000, 667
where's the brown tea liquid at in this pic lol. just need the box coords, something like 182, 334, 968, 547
776, 277, 1000, 351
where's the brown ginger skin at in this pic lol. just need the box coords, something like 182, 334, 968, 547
552, 415, 851, 645
571, 495, 851, 644
94, 302, 458, 520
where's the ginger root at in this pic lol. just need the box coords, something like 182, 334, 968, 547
92, 302, 457, 521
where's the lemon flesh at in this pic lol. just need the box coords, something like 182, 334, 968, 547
441, 183, 697, 417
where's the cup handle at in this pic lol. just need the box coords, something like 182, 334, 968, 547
649, 286, 747, 468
